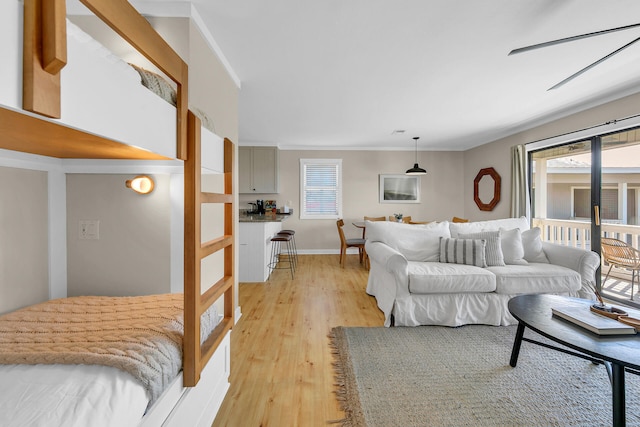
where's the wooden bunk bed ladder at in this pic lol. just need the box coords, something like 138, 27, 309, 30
183, 111, 235, 387
18, 0, 229, 392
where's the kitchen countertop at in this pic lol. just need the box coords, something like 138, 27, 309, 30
239, 213, 291, 223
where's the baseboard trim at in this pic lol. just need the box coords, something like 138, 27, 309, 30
297, 249, 362, 255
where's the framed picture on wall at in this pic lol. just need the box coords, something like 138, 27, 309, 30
379, 174, 420, 203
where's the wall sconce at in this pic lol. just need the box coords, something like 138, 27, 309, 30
126, 175, 155, 194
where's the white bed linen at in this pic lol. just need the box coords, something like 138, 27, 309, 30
0, 364, 148, 427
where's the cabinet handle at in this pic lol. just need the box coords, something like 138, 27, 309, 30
594, 205, 600, 226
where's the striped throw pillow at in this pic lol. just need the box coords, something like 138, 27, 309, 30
458, 230, 505, 266
439, 237, 487, 267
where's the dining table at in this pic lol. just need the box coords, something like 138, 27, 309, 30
353, 219, 417, 238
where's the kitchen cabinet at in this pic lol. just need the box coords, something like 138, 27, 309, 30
239, 146, 279, 193
239, 221, 283, 282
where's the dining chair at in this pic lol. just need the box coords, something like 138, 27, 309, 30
388, 215, 412, 223
363, 216, 386, 238
601, 237, 640, 301
337, 219, 367, 268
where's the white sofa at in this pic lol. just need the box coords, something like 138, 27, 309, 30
365, 217, 601, 327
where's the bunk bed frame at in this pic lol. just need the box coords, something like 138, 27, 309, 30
1, 0, 234, 406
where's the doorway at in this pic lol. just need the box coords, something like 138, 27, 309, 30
528, 127, 640, 306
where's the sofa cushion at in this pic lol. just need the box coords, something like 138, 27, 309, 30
499, 228, 527, 265
458, 231, 505, 266
408, 261, 496, 294
439, 237, 486, 267
449, 216, 529, 237
521, 227, 549, 263
365, 220, 450, 262
487, 263, 580, 294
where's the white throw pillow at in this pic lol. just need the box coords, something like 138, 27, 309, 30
449, 216, 529, 237
439, 237, 486, 268
458, 230, 505, 266
521, 227, 549, 263
365, 220, 450, 262
499, 228, 528, 265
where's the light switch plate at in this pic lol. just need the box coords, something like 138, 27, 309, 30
79, 220, 100, 240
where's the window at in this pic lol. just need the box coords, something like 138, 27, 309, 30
573, 187, 619, 220
300, 159, 342, 219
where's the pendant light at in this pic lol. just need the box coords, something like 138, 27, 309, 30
405, 137, 427, 175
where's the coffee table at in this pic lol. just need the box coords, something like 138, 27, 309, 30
508, 294, 640, 427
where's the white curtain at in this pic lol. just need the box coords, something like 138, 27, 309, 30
510, 144, 529, 218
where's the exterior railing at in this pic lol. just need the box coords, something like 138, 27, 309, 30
532, 218, 640, 285
532, 218, 640, 251
532, 218, 591, 249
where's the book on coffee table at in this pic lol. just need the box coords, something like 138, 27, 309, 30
551, 305, 637, 335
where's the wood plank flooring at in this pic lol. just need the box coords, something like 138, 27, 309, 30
212, 254, 384, 427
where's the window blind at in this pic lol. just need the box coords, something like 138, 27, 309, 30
300, 159, 342, 219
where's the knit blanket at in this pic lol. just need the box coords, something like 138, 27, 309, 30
0, 294, 217, 406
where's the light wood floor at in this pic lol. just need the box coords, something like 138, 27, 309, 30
212, 254, 384, 427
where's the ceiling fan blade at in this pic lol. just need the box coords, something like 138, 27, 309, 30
548, 35, 640, 90
509, 22, 640, 55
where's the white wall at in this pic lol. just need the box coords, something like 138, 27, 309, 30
66, 174, 172, 296
0, 0, 21, 109
463, 91, 640, 221
239, 149, 464, 252
188, 20, 239, 143
0, 166, 49, 313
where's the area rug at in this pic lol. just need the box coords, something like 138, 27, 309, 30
330, 325, 640, 426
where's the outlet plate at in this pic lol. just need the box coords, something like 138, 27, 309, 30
79, 220, 100, 240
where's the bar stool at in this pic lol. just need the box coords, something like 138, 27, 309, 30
269, 233, 295, 279
277, 229, 298, 269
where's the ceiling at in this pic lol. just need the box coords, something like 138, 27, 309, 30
171, 1, 640, 150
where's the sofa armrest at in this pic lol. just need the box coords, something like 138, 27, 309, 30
542, 242, 600, 299
366, 240, 407, 270
365, 241, 411, 326
365, 241, 410, 295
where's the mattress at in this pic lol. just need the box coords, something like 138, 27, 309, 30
0, 294, 221, 426
0, 364, 148, 427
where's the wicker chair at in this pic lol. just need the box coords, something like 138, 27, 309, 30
601, 237, 640, 301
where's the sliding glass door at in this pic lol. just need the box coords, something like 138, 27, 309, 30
599, 129, 640, 303
529, 127, 640, 306
529, 138, 596, 258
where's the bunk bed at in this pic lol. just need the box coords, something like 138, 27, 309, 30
0, 0, 234, 425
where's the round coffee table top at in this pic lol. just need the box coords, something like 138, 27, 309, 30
508, 294, 640, 371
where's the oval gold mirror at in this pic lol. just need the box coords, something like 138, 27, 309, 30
473, 167, 501, 211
